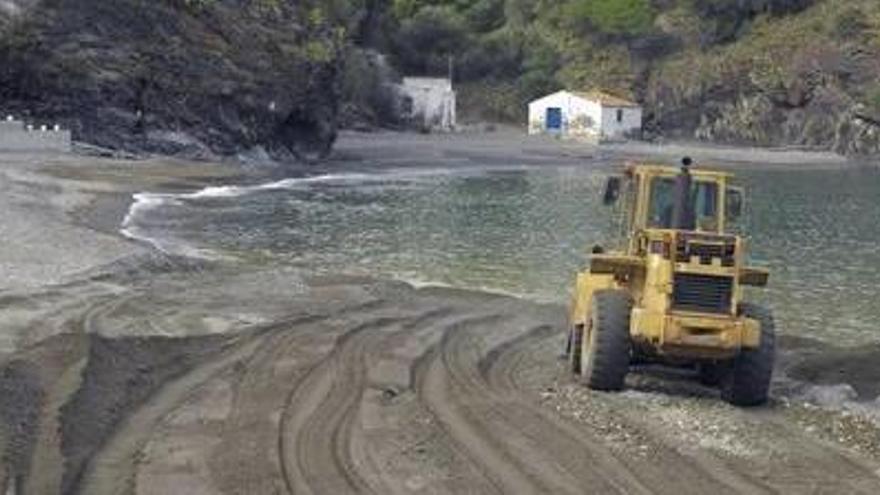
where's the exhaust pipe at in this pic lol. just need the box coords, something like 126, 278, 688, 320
671, 157, 694, 230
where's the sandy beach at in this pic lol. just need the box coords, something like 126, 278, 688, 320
1, 133, 879, 494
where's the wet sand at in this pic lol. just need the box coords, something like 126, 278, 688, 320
1, 134, 879, 494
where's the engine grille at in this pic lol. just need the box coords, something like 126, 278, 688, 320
672, 273, 733, 314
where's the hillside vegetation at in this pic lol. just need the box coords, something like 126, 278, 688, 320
357, 0, 880, 154
2, 0, 879, 157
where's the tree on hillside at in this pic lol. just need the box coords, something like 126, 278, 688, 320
391, 0, 473, 19
504, 0, 539, 29
465, 0, 506, 32
690, 0, 818, 43
392, 6, 468, 75
564, 0, 655, 39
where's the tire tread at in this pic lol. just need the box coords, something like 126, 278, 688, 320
722, 303, 776, 407
581, 290, 632, 391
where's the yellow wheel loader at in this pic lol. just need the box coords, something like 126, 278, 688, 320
566, 158, 774, 406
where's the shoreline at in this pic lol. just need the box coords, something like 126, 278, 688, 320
333, 130, 859, 170
601, 139, 853, 168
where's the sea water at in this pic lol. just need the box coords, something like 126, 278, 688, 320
121, 163, 880, 346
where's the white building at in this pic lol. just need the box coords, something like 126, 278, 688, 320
528, 90, 642, 141
397, 77, 456, 131
0, 115, 71, 152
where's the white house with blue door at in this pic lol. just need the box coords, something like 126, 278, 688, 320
527, 90, 642, 141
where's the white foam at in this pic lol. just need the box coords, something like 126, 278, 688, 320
116, 165, 515, 261
188, 185, 247, 198
121, 171, 394, 227
120, 192, 221, 260
801, 383, 859, 408
171, 172, 381, 201
390, 273, 558, 303
120, 223, 222, 260
262, 173, 376, 189
121, 192, 168, 230
118, 172, 390, 260
792, 383, 880, 428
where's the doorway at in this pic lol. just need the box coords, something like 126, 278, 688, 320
546, 107, 562, 132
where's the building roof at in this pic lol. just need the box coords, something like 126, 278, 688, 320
571, 90, 639, 108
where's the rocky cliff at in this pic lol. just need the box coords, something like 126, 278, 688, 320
643, 1, 880, 156
0, 0, 343, 160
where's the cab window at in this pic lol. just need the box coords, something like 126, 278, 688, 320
647, 177, 720, 231
693, 181, 719, 230
648, 178, 676, 228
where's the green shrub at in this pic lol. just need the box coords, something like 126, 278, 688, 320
392, 6, 469, 75
833, 6, 869, 41
341, 48, 399, 125
457, 80, 523, 122
517, 70, 561, 104
457, 28, 522, 80
178, 0, 216, 12
863, 84, 880, 114
464, 0, 505, 32
564, 0, 655, 38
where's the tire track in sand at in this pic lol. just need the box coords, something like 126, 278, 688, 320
110, 299, 395, 495
277, 308, 462, 495
75, 311, 340, 495
482, 325, 770, 495
278, 316, 405, 495
487, 324, 880, 494
355, 311, 502, 494
415, 315, 651, 495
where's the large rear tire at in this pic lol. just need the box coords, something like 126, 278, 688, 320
580, 290, 632, 391
721, 303, 775, 407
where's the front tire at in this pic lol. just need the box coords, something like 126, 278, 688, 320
580, 290, 632, 391
721, 303, 776, 407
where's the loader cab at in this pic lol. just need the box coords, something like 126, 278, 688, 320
603, 161, 745, 238
646, 176, 720, 232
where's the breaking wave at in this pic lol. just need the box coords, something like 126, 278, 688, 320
119, 172, 378, 259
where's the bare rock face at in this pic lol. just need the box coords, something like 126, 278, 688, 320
833, 107, 880, 156
686, 90, 880, 156
645, 39, 880, 157
0, 0, 342, 160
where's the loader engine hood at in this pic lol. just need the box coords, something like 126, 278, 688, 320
674, 232, 737, 267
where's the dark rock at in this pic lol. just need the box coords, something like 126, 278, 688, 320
646, 47, 880, 157
834, 107, 880, 156
0, 0, 343, 161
